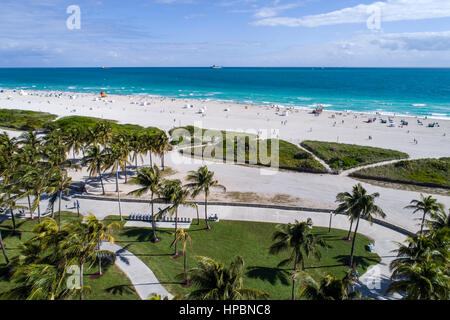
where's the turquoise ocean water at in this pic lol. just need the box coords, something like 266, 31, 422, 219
0, 68, 449, 119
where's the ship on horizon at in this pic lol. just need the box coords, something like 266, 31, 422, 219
210, 65, 223, 69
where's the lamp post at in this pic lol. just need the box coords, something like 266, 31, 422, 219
328, 212, 333, 233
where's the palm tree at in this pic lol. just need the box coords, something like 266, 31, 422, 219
295, 271, 361, 300
186, 256, 268, 300
269, 218, 328, 300
128, 166, 163, 242
0, 230, 8, 264
405, 195, 445, 235
21, 166, 49, 223
155, 132, 170, 171
47, 168, 72, 229
386, 257, 448, 299
336, 184, 386, 267
2, 263, 76, 300
104, 144, 127, 221
63, 219, 116, 300
112, 133, 132, 183
171, 228, 192, 284
335, 192, 360, 240
82, 145, 108, 195
426, 209, 449, 233
94, 120, 113, 148
158, 180, 197, 256
85, 214, 119, 276
185, 166, 226, 230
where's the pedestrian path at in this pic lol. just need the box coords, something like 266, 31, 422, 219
101, 242, 173, 300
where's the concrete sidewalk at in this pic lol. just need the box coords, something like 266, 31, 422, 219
101, 242, 173, 300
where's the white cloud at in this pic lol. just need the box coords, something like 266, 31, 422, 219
253, 0, 450, 27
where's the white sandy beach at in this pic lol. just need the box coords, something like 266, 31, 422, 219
1, 88, 450, 233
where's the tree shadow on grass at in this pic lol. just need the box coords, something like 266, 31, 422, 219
335, 255, 380, 269
246, 266, 290, 286
121, 228, 172, 243
105, 284, 137, 297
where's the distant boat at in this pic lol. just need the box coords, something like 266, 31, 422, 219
210, 65, 223, 69
101, 66, 110, 69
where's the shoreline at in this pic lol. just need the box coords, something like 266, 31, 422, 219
1, 87, 449, 121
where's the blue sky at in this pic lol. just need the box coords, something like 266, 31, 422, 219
1, 0, 450, 67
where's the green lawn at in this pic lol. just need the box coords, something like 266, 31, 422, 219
105, 217, 380, 300
0, 109, 57, 130
301, 140, 409, 170
351, 158, 450, 189
0, 211, 139, 300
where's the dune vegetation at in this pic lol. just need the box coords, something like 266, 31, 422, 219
301, 140, 409, 170
351, 158, 450, 189
0, 109, 57, 130
171, 126, 327, 173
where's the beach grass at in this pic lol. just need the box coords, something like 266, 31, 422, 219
0, 211, 139, 300
172, 126, 327, 173
49, 115, 163, 136
104, 217, 380, 300
350, 158, 450, 189
0, 109, 57, 130
301, 140, 409, 170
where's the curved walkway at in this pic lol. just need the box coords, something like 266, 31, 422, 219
100, 242, 173, 300
297, 144, 333, 172
340, 158, 410, 176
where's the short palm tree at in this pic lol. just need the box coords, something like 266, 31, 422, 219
186, 256, 268, 300
269, 218, 328, 300
85, 214, 119, 275
63, 220, 116, 300
128, 166, 163, 242
295, 271, 361, 300
171, 228, 192, 284
185, 166, 226, 230
158, 180, 197, 256
336, 184, 386, 267
405, 195, 445, 235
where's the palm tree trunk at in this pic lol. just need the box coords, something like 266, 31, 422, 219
420, 211, 426, 235
9, 208, 16, 233
174, 209, 178, 255
349, 216, 361, 267
116, 170, 122, 221
183, 251, 187, 282
149, 152, 153, 167
79, 262, 84, 300
58, 190, 62, 229
347, 220, 354, 240
151, 193, 158, 241
98, 242, 102, 275
292, 252, 299, 300
99, 175, 105, 195
196, 206, 200, 225
27, 194, 34, 219
204, 193, 210, 230
37, 200, 41, 223
161, 153, 165, 171
135, 155, 138, 169
0, 231, 8, 264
